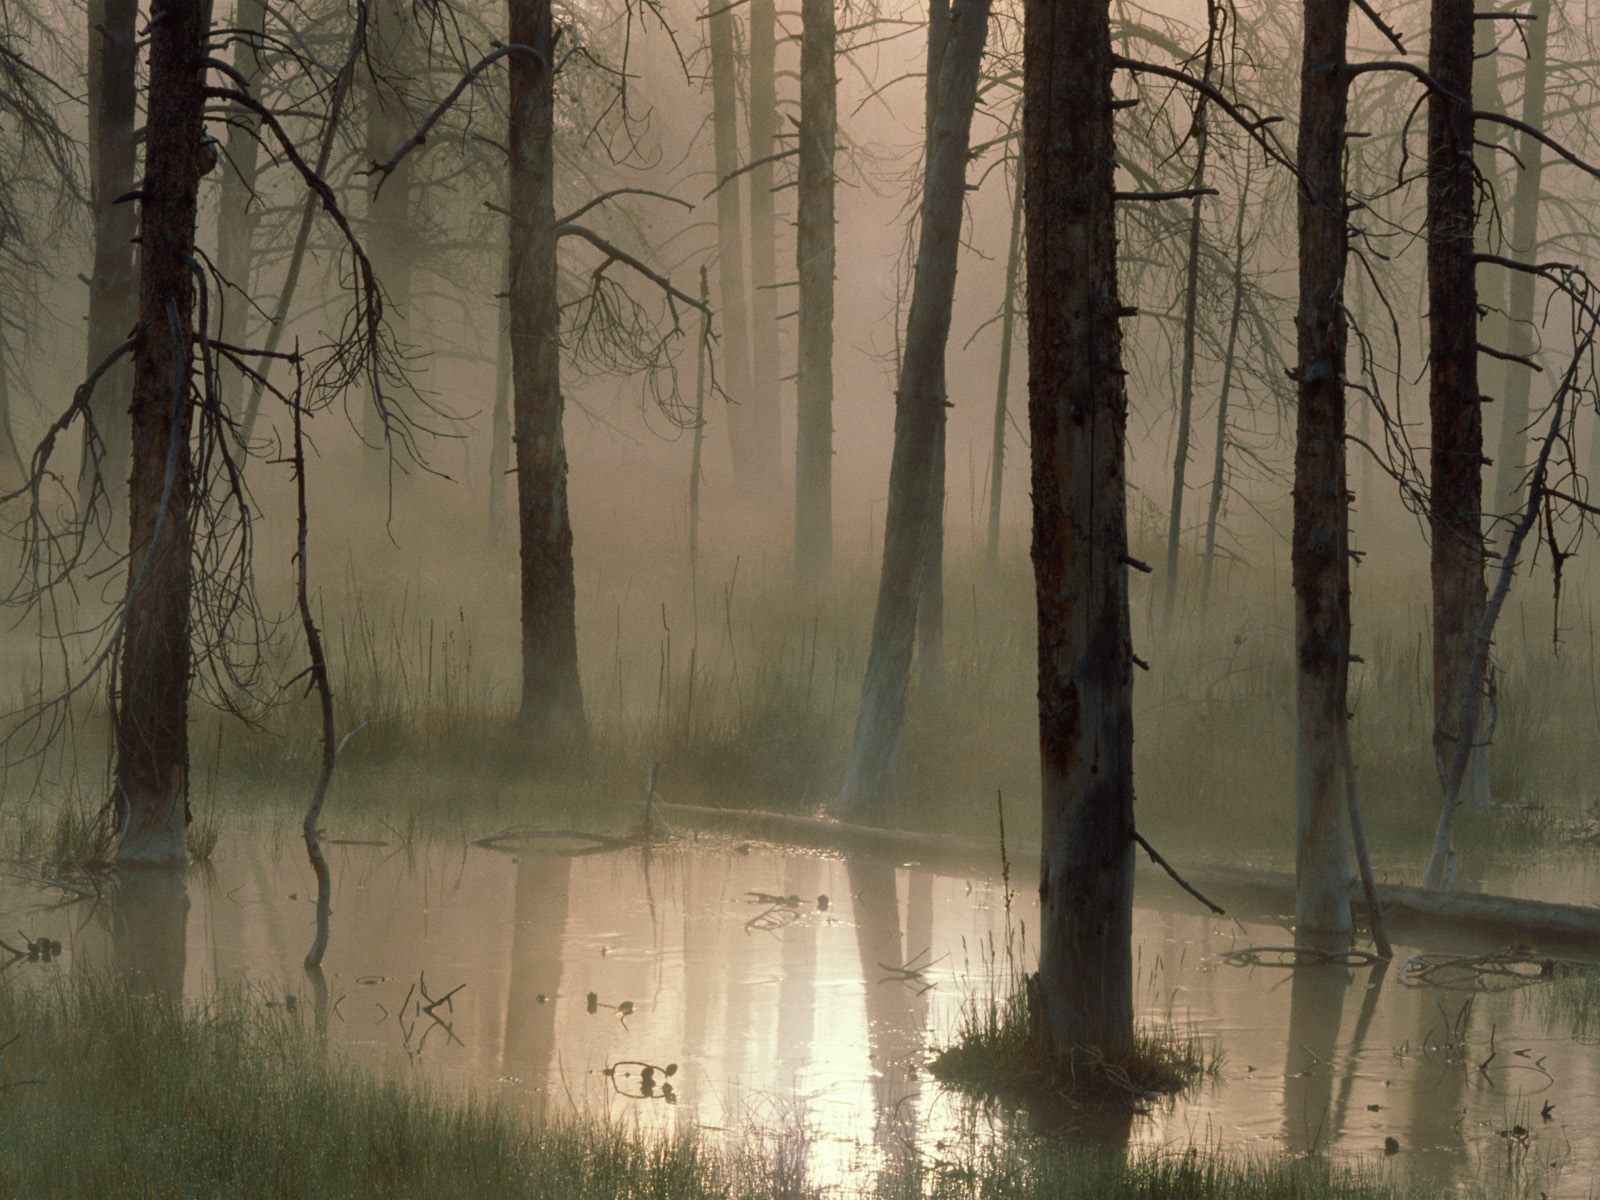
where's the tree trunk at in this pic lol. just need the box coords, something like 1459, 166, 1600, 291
794, 0, 836, 587
1026, 0, 1135, 1068
831, 0, 989, 815
1428, 0, 1490, 811
1291, 0, 1354, 936
216, 0, 267, 417
510, 0, 585, 742
81, 0, 139, 527
489, 239, 512, 542
916, 0, 950, 682
1160, 9, 1216, 634
745, 0, 783, 498
706, 0, 757, 495
984, 158, 1023, 570
1200, 153, 1253, 605
114, 0, 212, 867
0, 306, 21, 488
1493, 0, 1549, 525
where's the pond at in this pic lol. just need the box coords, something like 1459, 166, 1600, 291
2, 828, 1596, 1197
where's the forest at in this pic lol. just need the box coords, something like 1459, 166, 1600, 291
1, 0, 1600, 1196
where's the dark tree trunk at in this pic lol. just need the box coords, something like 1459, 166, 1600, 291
832, 0, 989, 814
1024, 0, 1135, 1067
114, 0, 212, 867
746, 0, 783, 498
216, 0, 267, 416
1291, 0, 1353, 935
1160, 9, 1216, 633
1428, 0, 1490, 810
794, 0, 836, 587
509, 0, 585, 743
1493, 0, 1549, 524
0, 308, 21, 487
82, 0, 139, 526
916, 0, 950, 681
706, 0, 757, 495
489, 239, 512, 543
984, 159, 1023, 570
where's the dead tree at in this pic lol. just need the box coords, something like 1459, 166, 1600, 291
746, 0, 783, 501
1291, 0, 1354, 936
794, 0, 837, 587
216, 0, 268, 416
81, 0, 139, 531
832, 0, 990, 815
984, 151, 1023, 570
1026, 0, 1135, 1067
113, 0, 215, 866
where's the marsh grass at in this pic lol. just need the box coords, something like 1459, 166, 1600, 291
0, 979, 1442, 1200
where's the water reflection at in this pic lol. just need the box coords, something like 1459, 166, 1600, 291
109, 869, 188, 998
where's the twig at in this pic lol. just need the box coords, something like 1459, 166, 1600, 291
1132, 830, 1224, 915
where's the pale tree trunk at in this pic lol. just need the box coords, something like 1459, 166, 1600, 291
794, 0, 836, 587
832, 0, 989, 815
1200, 153, 1252, 606
1429, 0, 1491, 812
82, 0, 139, 529
706, 0, 758, 495
1493, 0, 1549, 525
217, 0, 267, 416
1026, 0, 1134, 1067
363, 0, 417, 479
984, 158, 1023, 570
916, 0, 950, 682
114, 0, 212, 867
745, 0, 783, 498
510, 0, 585, 743
1160, 6, 1216, 634
1291, 0, 1353, 936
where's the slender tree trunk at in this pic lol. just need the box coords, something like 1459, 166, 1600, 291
1428, 0, 1490, 811
217, 0, 267, 416
1200, 154, 1252, 605
114, 0, 213, 867
746, 0, 783, 497
82, 0, 139, 527
1025, 0, 1135, 1068
489, 240, 512, 542
1160, 9, 1216, 634
706, 0, 757, 495
690, 266, 710, 571
1291, 0, 1354, 936
916, 0, 951, 682
0, 309, 21, 488
794, 0, 836, 587
510, 0, 585, 742
832, 0, 989, 815
1493, 0, 1549, 525
984, 158, 1023, 570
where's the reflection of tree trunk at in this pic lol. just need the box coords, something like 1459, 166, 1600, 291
1027, 0, 1136, 1067
1292, 0, 1354, 935
114, 0, 211, 866
217, 0, 267, 416
1281, 941, 1348, 1153
502, 853, 572, 1118
706, 0, 757, 495
509, 0, 585, 742
847, 859, 919, 1139
112, 871, 190, 998
82, 0, 139, 529
1428, 0, 1490, 813
745, 0, 782, 499
794, 0, 836, 586
777, 856, 819, 1079
832, 0, 989, 813
985, 162, 1023, 569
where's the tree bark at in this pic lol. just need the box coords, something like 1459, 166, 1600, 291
216, 0, 267, 416
1200, 153, 1252, 605
510, 0, 585, 743
489, 239, 512, 542
984, 158, 1023, 570
114, 0, 213, 867
706, 0, 757, 495
745, 0, 783, 499
1427, 0, 1490, 811
1026, 0, 1135, 1067
1160, 8, 1216, 634
81, 0, 139, 528
794, 0, 836, 587
1493, 0, 1549, 526
832, 0, 989, 814
1291, 0, 1354, 936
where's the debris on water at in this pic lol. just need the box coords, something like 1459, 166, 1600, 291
586, 992, 598, 1014
356, 975, 387, 986
817, 894, 830, 911
1542, 1101, 1555, 1122
605, 1059, 680, 1103
1384, 1137, 1400, 1155
536, 993, 549, 1004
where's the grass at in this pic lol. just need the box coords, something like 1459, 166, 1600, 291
0, 978, 1450, 1200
